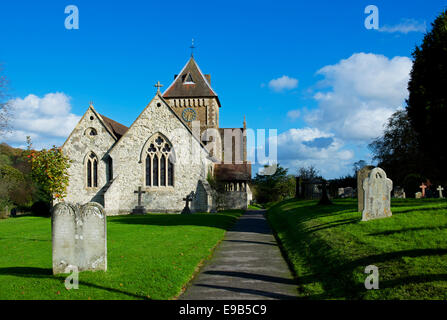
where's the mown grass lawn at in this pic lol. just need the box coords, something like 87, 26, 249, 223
0, 210, 242, 300
267, 198, 447, 300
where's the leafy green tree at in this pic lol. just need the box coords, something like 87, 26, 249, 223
27, 140, 71, 201
252, 164, 295, 203
407, 10, 447, 181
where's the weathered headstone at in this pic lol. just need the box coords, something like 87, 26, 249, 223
357, 165, 375, 212
415, 192, 422, 199
362, 167, 393, 221
394, 186, 406, 199
52, 202, 107, 275
437, 186, 444, 199
132, 186, 146, 215
182, 191, 195, 214
318, 181, 332, 205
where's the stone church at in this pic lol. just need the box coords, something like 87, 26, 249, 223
61, 56, 252, 215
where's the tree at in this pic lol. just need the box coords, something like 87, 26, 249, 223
0, 66, 11, 135
368, 109, 428, 186
27, 139, 71, 202
252, 164, 295, 203
297, 165, 321, 181
407, 10, 447, 181
352, 160, 367, 176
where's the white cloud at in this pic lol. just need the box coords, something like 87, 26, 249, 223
274, 128, 354, 178
1, 93, 81, 149
379, 19, 426, 34
306, 53, 412, 142
287, 109, 301, 120
268, 75, 298, 92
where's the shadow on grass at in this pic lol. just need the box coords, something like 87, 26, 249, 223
110, 211, 242, 232
368, 225, 447, 236
0, 267, 150, 300
268, 198, 447, 299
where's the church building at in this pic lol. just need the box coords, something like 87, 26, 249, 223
61, 56, 252, 215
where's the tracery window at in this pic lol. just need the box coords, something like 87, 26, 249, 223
145, 135, 174, 187
86, 152, 98, 188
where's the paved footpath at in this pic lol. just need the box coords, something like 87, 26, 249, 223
180, 210, 298, 300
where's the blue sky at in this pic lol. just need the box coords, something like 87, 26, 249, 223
0, 0, 445, 178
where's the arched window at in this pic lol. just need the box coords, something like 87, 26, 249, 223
86, 152, 98, 188
145, 134, 174, 187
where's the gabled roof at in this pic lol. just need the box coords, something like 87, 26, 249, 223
163, 56, 220, 105
100, 114, 129, 139
107, 92, 214, 158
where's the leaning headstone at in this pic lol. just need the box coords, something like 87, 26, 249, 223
357, 166, 375, 212
394, 186, 406, 199
362, 167, 393, 221
52, 202, 107, 275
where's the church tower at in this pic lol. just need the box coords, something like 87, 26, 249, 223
162, 56, 221, 138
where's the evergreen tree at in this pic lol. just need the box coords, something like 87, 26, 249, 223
407, 10, 447, 181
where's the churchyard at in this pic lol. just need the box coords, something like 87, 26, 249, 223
267, 198, 447, 299
0, 210, 241, 299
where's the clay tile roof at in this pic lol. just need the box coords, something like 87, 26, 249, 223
163, 56, 218, 99
100, 114, 129, 139
214, 163, 252, 181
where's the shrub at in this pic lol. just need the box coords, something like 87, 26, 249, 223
31, 201, 51, 217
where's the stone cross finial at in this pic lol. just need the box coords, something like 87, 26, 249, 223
420, 183, 427, 198
154, 81, 163, 93
437, 186, 444, 199
89, 101, 94, 108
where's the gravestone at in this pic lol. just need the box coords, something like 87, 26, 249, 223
132, 186, 146, 215
52, 202, 107, 275
415, 192, 422, 199
357, 166, 375, 212
419, 183, 427, 198
181, 191, 195, 214
362, 167, 393, 221
437, 186, 444, 199
318, 181, 332, 205
394, 186, 406, 199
